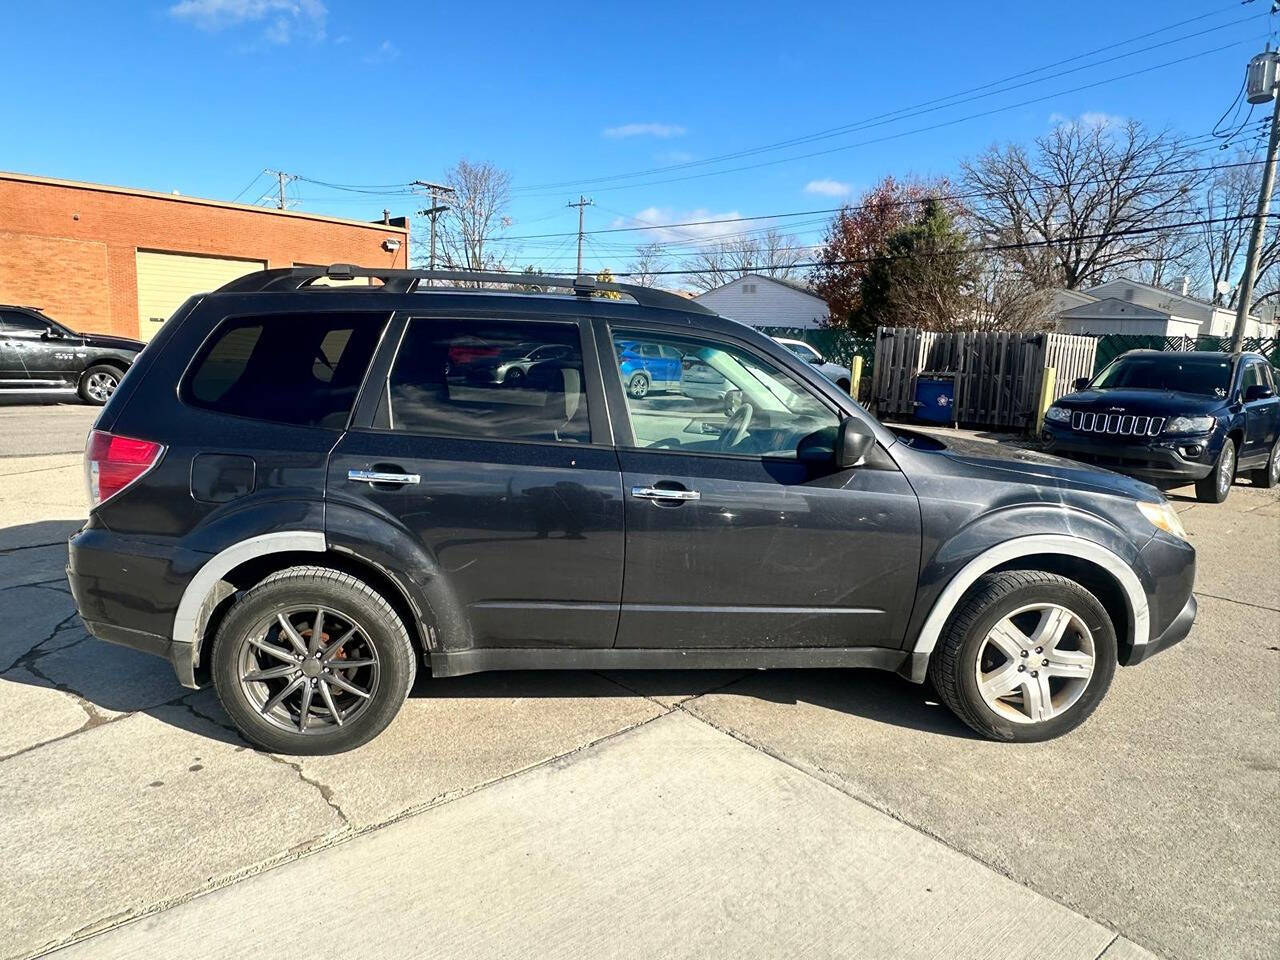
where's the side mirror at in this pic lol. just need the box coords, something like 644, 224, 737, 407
1243, 383, 1274, 402
1072, 377, 1090, 392
836, 418, 876, 469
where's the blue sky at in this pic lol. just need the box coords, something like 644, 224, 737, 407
2, 0, 1274, 275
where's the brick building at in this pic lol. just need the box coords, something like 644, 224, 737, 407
0, 171, 410, 340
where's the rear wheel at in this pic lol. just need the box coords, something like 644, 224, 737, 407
211, 566, 416, 754
1250, 436, 1280, 488
928, 570, 1116, 742
627, 372, 650, 399
1195, 438, 1236, 503
78, 365, 121, 405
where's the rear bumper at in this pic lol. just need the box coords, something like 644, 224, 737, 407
1041, 426, 1216, 481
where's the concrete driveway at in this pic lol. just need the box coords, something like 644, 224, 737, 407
0, 409, 1275, 960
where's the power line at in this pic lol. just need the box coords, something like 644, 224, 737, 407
517, 8, 1255, 194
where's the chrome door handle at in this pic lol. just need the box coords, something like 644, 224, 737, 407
348, 469, 420, 485
631, 485, 700, 502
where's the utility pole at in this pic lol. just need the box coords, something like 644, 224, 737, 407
412, 180, 455, 274
1231, 49, 1280, 354
568, 195, 594, 275
262, 170, 297, 210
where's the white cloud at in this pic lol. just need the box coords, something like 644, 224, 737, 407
168, 0, 327, 43
1049, 110, 1125, 129
618, 206, 743, 244
804, 178, 851, 197
364, 39, 399, 63
602, 123, 686, 140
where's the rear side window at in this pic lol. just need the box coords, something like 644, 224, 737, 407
184, 312, 387, 427
376, 319, 590, 444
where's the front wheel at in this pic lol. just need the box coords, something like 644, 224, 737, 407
1195, 438, 1236, 503
78, 365, 121, 405
928, 570, 1116, 742
211, 566, 416, 754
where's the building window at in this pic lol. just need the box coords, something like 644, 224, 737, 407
742, 283, 757, 294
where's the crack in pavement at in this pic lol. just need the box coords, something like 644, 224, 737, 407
1195, 590, 1280, 614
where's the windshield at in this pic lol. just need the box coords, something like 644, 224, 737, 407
1091, 355, 1233, 398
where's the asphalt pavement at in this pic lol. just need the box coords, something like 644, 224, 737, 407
0, 403, 1275, 960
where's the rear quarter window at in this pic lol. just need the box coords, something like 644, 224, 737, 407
183, 312, 387, 428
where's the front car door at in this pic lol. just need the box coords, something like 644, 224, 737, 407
598, 322, 921, 650
1239, 359, 1280, 463
330, 312, 624, 650
0, 313, 33, 384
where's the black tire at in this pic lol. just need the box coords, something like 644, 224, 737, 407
627, 372, 650, 399
211, 565, 416, 755
928, 570, 1117, 742
78, 364, 122, 405
1195, 437, 1236, 503
1249, 436, 1280, 488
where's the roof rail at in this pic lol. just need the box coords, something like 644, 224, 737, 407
214, 264, 716, 315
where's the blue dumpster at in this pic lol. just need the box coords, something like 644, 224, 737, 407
914, 372, 956, 424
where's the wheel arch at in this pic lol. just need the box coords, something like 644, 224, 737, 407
903, 534, 1149, 683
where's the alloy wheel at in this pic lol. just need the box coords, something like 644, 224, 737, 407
629, 374, 649, 399
1218, 442, 1235, 496
1271, 443, 1280, 485
86, 372, 117, 402
974, 602, 1096, 724
236, 606, 381, 735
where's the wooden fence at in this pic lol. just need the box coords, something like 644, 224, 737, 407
870, 327, 1098, 429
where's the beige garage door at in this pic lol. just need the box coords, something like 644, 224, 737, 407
136, 251, 266, 341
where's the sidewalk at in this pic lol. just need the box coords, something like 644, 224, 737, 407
49, 710, 1152, 960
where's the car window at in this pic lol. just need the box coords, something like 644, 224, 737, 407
783, 341, 819, 361
1092, 355, 1232, 398
1, 313, 49, 336
610, 330, 839, 458
1241, 361, 1266, 395
376, 319, 590, 444
184, 312, 387, 428
642, 344, 662, 358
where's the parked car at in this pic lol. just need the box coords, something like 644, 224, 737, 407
1041, 350, 1280, 503
0, 304, 143, 404
774, 337, 852, 392
615, 339, 682, 398
68, 265, 1196, 754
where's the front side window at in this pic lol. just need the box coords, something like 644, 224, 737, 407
1240, 361, 1266, 395
611, 330, 839, 457
184, 312, 387, 427
378, 319, 590, 444
0, 312, 49, 337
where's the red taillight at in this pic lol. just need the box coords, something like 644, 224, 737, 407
84, 430, 164, 508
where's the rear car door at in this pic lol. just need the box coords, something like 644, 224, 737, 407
330, 313, 624, 649
599, 322, 921, 650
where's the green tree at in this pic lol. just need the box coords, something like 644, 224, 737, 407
857, 200, 977, 332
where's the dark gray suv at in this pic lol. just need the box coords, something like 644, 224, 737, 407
66, 266, 1197, 754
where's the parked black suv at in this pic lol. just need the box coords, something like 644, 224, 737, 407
0, 304, 143, 404
67, 266, 1197, 753
1041, 350, 1280, 503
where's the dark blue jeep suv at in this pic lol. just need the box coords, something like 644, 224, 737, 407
67, 266, 1198, 754
1041, 350, 1280, 503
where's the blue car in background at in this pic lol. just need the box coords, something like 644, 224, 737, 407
616, 340, 682, 398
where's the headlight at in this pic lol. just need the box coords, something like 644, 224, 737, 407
1137, 500, 1187, 540
1164, 415, 1215, 435
1044, 405, 1071, 423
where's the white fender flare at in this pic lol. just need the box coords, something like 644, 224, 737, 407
907, 534, 1148, 681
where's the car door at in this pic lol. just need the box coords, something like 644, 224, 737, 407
0, 314, 32, 384
329, 312, 624, 649
1239, 359, 1280, 461
599, 322, 921, 650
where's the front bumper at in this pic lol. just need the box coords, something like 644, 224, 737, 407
1124, 592, 1196, 666
1041, 425, 1216, 482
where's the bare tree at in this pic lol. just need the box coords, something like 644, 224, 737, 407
626, 241, 665, 287
431, 159, 513, 279
679, 228, 805, 292
961, 119, 1204, 290
1195, 154, 1280, 307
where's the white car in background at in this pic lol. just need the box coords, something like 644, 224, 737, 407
773, 337, 852, 393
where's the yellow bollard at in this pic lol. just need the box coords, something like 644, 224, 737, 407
849, 355, 863, 398
1035, 366, 1057, 433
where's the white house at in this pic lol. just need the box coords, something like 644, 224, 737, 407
1053, 278, 1277, 339
693, 273, 829, 329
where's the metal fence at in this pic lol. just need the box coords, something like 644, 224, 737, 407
870, 327, 1098, 429
1093, 334, 1280, 371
